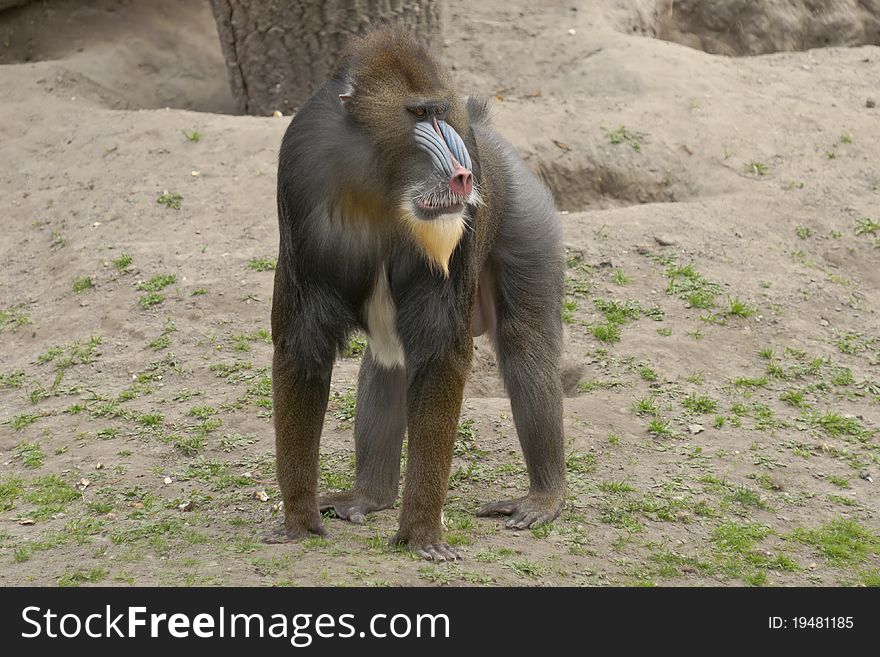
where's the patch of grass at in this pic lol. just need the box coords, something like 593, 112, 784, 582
14, 441, 45, 468
137, 274, 176, 293
638, 365, 657, 382
182, 129, 201, 143
633, 396, 658, 416
578, 379, 628, 393
733, 376, 768, 389
780, 389, 806, 408
97, 427, 121, 440
149, 334, 170, 351
795, 225, 813, 239
507, 560, 547, 579
833, 331, 875, 355
687, 290, 716, 310
565, 451, 597, 474
789, 519, 880, 567
181, 459, 252, 492
858, 570, 880, 587
157, 191, 182, 209
148, 318, 176, 351
561, 298, 577, 324
220, 434, 257, 452
10, 413, 40, 431
139, 292, 164, 309
112, 253, 132, 272
726, 296, 755, 318
612, 268, 632, 285
650, 550, 716, 578
807, 411, 872, 440
682, 393, 717, 415
599, 480, 636, 494
827, 494, 857, 508
854, 216, 880, 236
35, 335, 102, 389
455, 419, 487, 461
745, 161, 768, 176
50, 230, 67, 248
136, 413, 163, 427
418, 564, 458, 585
590, 321, 620, 343
0, 476, 24, 511
24, 474, 80, 519
642, 306, 665, 321
830, 367, 853, 386
136, 274, 176, 309
754, 474, 783, 491
231, 333, 251, 352
109, 517, 206, 548
319, 454, 354, 492
730, 402, 749, 416
58, 568, 106, 587
0, 306, 32, 332
343, 334, 366, 358
826, 475, 850, 489
188, 405, 217, 421
647, 418, 674, 438
474, 547, 515, 563
594, 298, 641, 325
664, 262, 721, 309
72, 276, 93, 293
247, 257, 276, 272
604, 125, 644, 152
0, 370, 26, 388
724, 485, 771, 511
710, 520, 787, 582
565, 253, 594, 296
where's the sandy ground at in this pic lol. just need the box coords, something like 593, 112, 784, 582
0, 0, 878, 587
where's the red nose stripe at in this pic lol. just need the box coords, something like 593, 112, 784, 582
449, 162, 473, 197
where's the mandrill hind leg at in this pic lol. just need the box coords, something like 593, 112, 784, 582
476, 256, 566, 529
319, 349, 407, 523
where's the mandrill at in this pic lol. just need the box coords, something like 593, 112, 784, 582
271, 29, 565, 561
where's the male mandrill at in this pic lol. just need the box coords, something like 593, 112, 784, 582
271, 29, 565, 561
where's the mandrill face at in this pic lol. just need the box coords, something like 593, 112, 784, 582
398, 102, 480, 276
339, 42, 480, 276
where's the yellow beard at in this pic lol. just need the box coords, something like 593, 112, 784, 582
400, 204, 465, 277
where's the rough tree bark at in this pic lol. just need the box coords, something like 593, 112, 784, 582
209, 0, 446, 116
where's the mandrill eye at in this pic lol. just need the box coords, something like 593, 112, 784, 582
411, 106, 427, 119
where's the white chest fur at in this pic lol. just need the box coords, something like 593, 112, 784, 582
365, 266, 405, 369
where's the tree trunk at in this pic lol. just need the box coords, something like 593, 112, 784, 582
209, 0, 445, 116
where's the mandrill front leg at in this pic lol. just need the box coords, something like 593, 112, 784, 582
268, 346, 332, 541
392, 345, 471, 561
